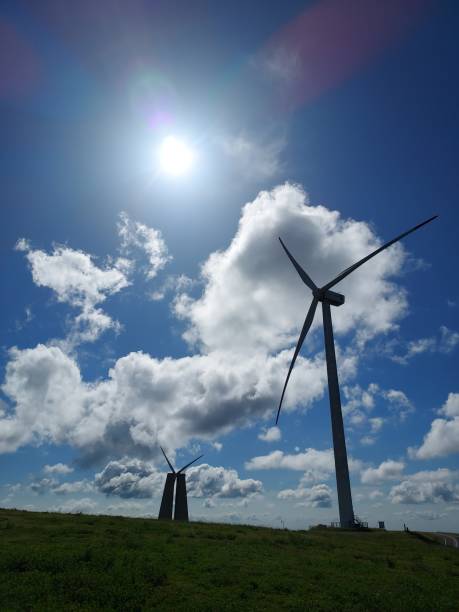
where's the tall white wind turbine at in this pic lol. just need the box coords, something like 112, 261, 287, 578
276, 215, 438, 527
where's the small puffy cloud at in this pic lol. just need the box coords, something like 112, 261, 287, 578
30, 478, 58, 495
407, 468, 459, 482
52, 480, 93, 495
439, 393, 459, 418
30, 476, 92, 495
360, 436, 376, 446
369, 417, 384, 433
95, 458, 164, 499
246, 448, 361, 483
43, 463, 74, 476
258, 426, 281, 442
409, 418, 459, 460
0, 344, 84, 453
361, 460, 405, 484
439, 326, 459, 353
245, 449, 334, 480
278, 483, 332, 508
186, 464, 263, 499
210, 442, 223, 452
390, 480, 459, 505
387, 326, 459, 365
16, 239, 129, 347
369, 490, 384, 500
409, 393, 459, 459
149, 274, 195, 302
118, 212, 171, 279
344, 383, 413, 424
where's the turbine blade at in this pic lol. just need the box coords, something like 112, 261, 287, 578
276, 297, 319, 425
160, 446, 176, 473
279, 237, 317, 291
322, 215, 438, 292
177, 454, 204, 474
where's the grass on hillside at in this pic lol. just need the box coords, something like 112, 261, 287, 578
0, 508, 458, 611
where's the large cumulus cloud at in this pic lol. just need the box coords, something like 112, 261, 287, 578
1, 184, 409, 461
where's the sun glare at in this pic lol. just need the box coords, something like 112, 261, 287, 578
158, 136, 194, 176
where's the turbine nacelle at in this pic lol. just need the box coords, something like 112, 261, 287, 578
314, 289, 345, 307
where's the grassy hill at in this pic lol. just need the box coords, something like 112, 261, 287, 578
0, 508, 458, 611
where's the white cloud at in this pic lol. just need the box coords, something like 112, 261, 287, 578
246, 448, 333, 475
2, 184, 412, 461
95, 458, 164, 499
439, 326, 459, 353
0, 344, 83, 453
118, 212, 171, 279
43, 463, 74, 476
175, 184, 407, 355
344, 383, 413, 424
186, 464, 263, 499
149, 274, 195, 302
16, 240, 129, 347
407, 468, 459, 482
369, 417, 384, 433
211, 442, 223, 452
409, 393, 459, 459
409, 418, 459, 460
278, 482, 332, 508
30, 476, 92, 495
94, 458, 262, 501
245, 448, 361, 482
390, 480, 459, 505
439, 393, 459, 418
361, 460, 405, 484
387, 326, 459, 365
52, 480, 93, 495
30, 478, 58, 495
258, 426, 281, 442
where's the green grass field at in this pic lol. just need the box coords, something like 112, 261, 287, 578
0, 508, 458, 611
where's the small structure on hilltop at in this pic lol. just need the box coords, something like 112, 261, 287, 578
276, 215, 437, 528
158, 447, 203, 521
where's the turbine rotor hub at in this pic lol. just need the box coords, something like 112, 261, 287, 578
314, 288, 345, 307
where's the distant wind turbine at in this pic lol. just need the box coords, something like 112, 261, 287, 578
276, 215, 438, 528
158, 447, 203, 521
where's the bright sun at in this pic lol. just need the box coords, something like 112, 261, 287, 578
158, 136, 194, 176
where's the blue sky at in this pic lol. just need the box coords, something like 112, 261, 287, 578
1, 0, 458, 530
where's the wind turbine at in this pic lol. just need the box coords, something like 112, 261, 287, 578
276, 215, 438, 528
158, 447, 203, 521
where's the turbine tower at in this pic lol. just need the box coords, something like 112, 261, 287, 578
276, 215, 437, 528
158, 447, 203, 521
